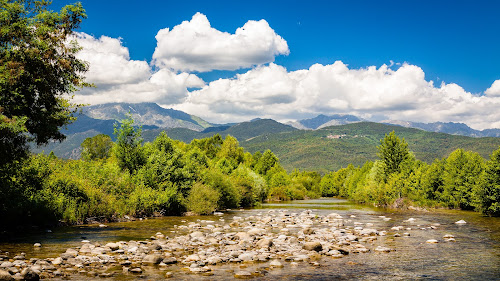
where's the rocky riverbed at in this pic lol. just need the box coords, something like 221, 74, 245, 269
0, 208, 464, 280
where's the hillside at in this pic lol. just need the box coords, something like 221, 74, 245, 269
240, 122, 500, 173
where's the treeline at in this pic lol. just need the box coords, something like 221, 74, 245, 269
320, 131, 500, 216
0, 117, 323, 227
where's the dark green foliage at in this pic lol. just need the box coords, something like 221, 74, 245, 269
441, 149, 484, 210
81, 134, 113, 161
0, 0, 89, 159
475, 146, 500, 216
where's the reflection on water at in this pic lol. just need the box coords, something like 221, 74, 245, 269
1, 198, 499, 280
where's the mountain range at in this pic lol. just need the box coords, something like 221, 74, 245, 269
32, 102, 500, 172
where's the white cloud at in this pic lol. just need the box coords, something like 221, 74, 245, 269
152, 13, 289, 72
71, 33, 151, 86
175, 62, 500, 130
71, 33, 205, 105
485, 80, 500, 96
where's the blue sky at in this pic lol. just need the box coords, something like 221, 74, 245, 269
55, 0, 500, 129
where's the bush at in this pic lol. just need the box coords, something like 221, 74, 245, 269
186, 182, 220, 215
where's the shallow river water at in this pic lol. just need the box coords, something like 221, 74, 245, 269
1, 198, 499, 280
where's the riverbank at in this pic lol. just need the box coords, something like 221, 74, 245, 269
1, 198, 498, 280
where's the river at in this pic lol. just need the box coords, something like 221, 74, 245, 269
1, 198, 499, 280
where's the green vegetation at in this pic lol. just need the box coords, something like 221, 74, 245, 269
0, 115, 326, 227
324, 131, 500, 216
1, 0, 89, 165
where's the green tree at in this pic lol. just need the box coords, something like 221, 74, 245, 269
80, 134, 113, 161
113, 115, 145, 173
442, 149, 484, 210
475, 146, 500, 216
254, 149, 279, 175
377, 131, 412, 177
0, 0, 89, 164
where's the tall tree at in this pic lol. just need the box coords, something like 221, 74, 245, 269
0, 0, 89, 165
113, 115, 145, 173
377, 131, 412, 177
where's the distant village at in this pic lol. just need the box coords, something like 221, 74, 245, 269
326, 134, 347, 139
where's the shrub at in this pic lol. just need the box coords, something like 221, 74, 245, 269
186, 182, 220, 215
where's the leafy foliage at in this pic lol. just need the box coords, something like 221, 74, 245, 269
0, 0, 89, 153
81, 134, 113, 161
113, 115, 146, 173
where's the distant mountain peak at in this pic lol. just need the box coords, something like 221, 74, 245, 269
382, 120, 500, 138
290, 113, 364, 130
83, 102, 213, 131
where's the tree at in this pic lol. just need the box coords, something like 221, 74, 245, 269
442, 149, 484, 210
80, 134, 113, 161
254, 150, 279, 175
113, 115, 145, 173
0, 0, 89, 164
475, 146, 500, 216
377, 131, 412, 177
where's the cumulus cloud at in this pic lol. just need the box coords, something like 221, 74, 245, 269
485, 80, 500, 96
70, 33, 204, 105
175, 62, 500, 130
152, 13, 289, 72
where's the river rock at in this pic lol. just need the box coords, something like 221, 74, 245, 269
33, 243, 41, 248
105, 243, 120, 251
256, 238, 273, 248
426, 239, 439, 243
0, 262, 13, 268
0, 270, 13, 281
269, 260, 283, 268
303, 241, 322, 252
375, 246, 393, 253
142, 254, 163, 265
247, 228, 264, 236
129, 268, 142, 274
20, 268, 39, 281
236, 232, 252, 241
234, 270, 252, 278
455, 220, 467, 224
184, 254, 201, 262
360, 229, 378, 236
303, 227, 315, 235
238, 253, 256, 262
162, 257, 177, 264
51, 257, 63, 265
190, 231, 204, 239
